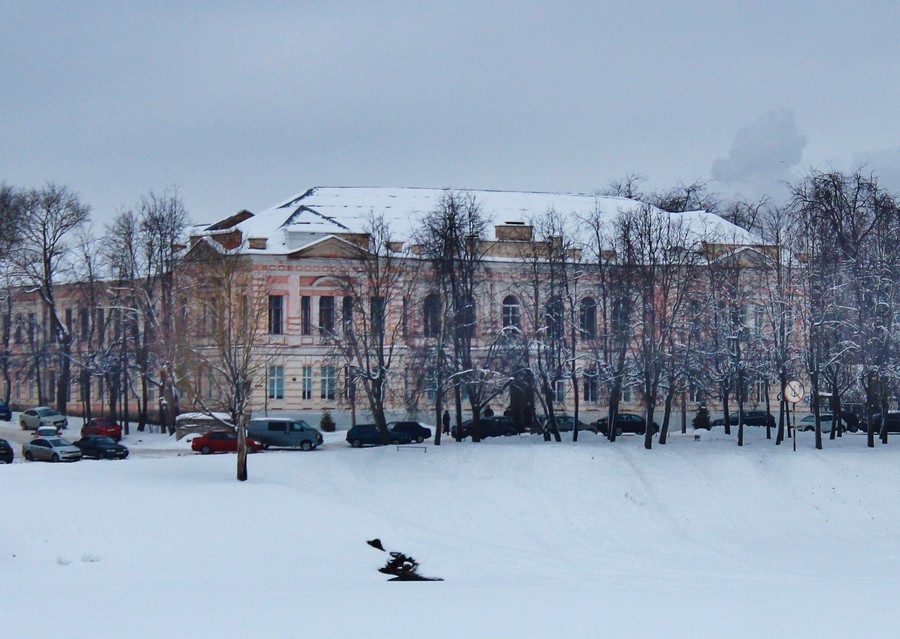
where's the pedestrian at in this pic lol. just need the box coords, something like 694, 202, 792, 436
484, 405, 494, 417
442, 409, 450, 434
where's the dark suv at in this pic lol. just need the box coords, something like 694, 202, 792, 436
0, 399, 11, 421
346, 424, 412, 447
710, 410, 775, 429
452, 416, 519, 439
386, 421, 432, 443
593, 413, 659, 436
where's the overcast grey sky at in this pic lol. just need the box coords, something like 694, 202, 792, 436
2, 1, 899, 227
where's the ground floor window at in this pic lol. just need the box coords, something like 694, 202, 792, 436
583, 374, 599, 403
268, 365, 284, 400
321, 366, 336, 400
554, 379, 566, 404
302, 366, 312, 400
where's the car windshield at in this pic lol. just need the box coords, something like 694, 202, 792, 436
92, 437, 117, 445
47, 438, 70, 446
36, 408, 59, 416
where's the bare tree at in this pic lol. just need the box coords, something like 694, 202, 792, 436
326, 214, 417, 441
14, 184, 90, 413
790, 170, 900, 447
416, 192, 496, 442
0, 184, 24, 402
582, 203, 641, 443
184, 239, 271, 481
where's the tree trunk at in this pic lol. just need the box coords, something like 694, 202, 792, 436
237, 413, 248, 481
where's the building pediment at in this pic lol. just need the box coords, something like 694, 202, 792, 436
286, 235, 369, 259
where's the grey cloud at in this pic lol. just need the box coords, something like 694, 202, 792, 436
711, 109, 807, 201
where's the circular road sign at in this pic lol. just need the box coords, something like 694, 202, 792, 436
785, 380, 805, 404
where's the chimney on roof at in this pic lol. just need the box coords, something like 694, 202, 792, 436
495, 222, 533, 241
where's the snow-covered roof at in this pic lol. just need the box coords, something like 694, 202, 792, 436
203, 187, 758, 255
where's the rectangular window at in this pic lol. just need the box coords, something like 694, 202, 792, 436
27, 312, 36, 343
94, 308, 105, 347
268, 295, 284, 335
65, 308, 73, 335
301, 366, 312, 400
319, 296, 334, 335
622, 386, 633, 403
345, 367, 356, 402
268, 365, 284, 400
301, 296, 311, 335
426, 369, 438, 401
554, 379, 566, 404
80, 308, 90, 341
80, 373, 90, 402
583, 374, 599, 403
321, 365, 336, 400
371, 296, 385, 336
342, 297, 354, 333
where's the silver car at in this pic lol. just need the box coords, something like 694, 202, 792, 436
19, 406, 68, 431
21, 437, 82, 462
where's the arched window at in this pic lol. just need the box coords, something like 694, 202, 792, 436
502, 295, 521, 329
579, 297, 597, 339
545, 296, 564, 340
423, 293, 441, 338
457, 295, 476, 339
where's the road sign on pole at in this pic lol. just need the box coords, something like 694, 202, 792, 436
785, 380, 804, 404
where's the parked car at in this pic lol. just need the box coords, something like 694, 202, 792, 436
539, 414, 594, 433
0, 398, 11, 421
21, 437, 82, 462
74, 436, 129, 460
34, 425, 61, 438
593, 413, 660, 436
452, 416, 519, 440
19, 406, 68, 431
709, 410, 775, 429
863, 412, 900, 434
798, 414, 834, 433
0, 438, 13, 463
82, 417, 123, 441
386, 421, 433, 443
248, 418, 323, 450
191, 430, 264, 454
346, 424, 412, 447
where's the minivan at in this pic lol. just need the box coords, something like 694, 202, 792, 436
247, 418, 323, 451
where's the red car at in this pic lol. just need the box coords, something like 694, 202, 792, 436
82, 417, 123, 442
191, 430, 264, 454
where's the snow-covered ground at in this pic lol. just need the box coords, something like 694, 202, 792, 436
2, 417, 898, 638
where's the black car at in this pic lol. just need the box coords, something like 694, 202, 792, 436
386, 421, 432, 443
593, 413, 660, 436
452, 416, 519, 439
346, 424, 412, 447
0, 438, 13, 463
0, 399, 11, 421
73, 436, 129, 460
709, 410, 775, 429
863, 412, 900, 434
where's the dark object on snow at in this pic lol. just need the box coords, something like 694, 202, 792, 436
693, 405, 711, 430
367, 538, 385, 552
367, 540, 443, 581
